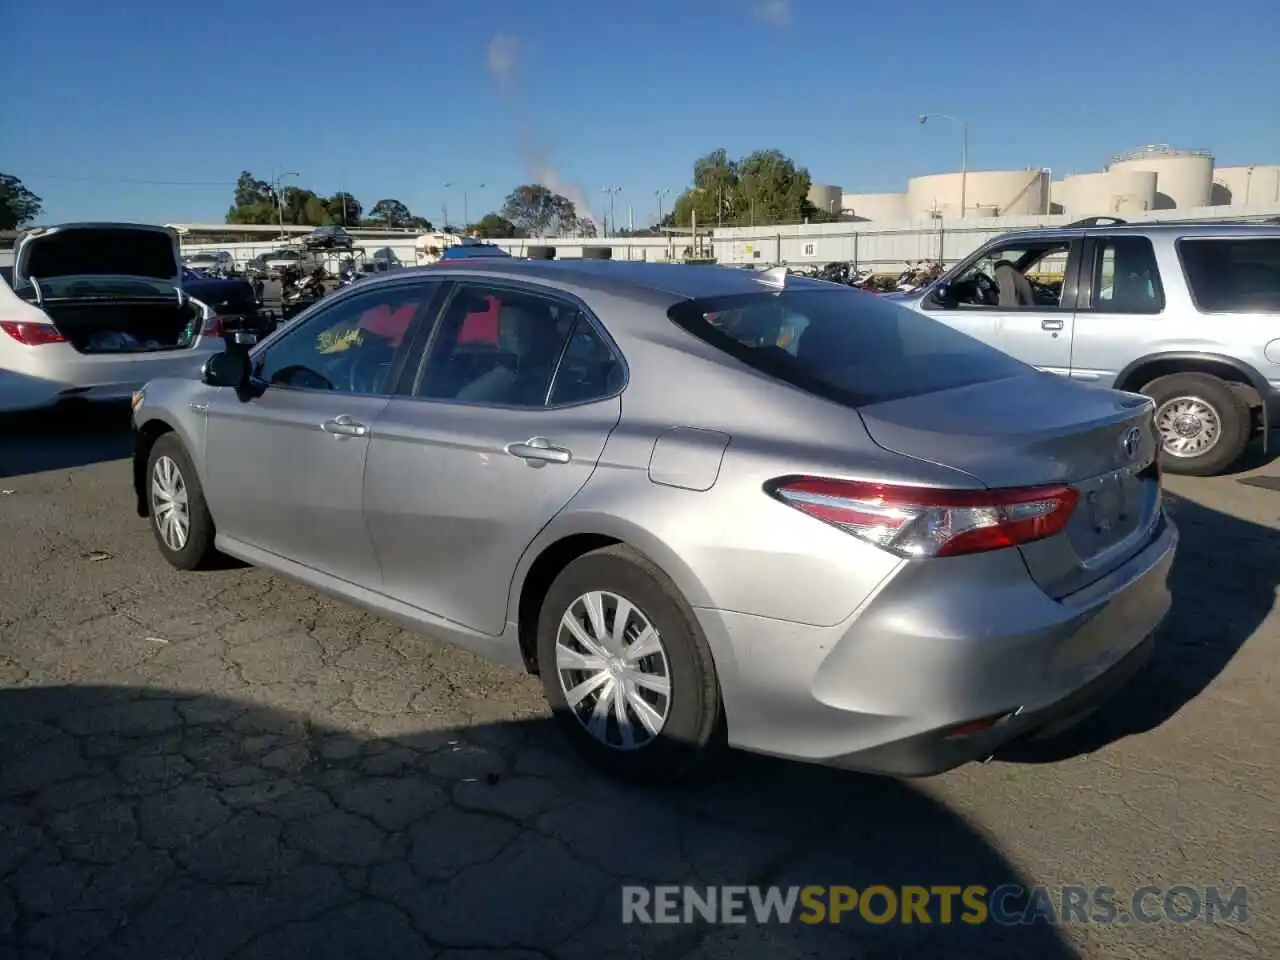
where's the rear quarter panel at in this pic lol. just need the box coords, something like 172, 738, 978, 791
507, 287, 985, 628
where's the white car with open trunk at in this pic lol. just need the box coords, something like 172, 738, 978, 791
0, 222, 226, 414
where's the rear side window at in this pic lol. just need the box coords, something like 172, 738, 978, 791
667, 288, 1027, 407
1178, 238, 1280, 312
1091, 236, 1164, 313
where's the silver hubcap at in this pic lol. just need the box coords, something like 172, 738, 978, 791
151, 455, 190, 551
555, 590, 671, 751
1155, 396, 1222, 458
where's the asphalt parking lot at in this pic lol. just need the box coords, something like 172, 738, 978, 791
1, 409, 1278, 960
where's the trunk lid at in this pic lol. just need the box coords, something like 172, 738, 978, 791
13, 223, 182, 288
857, 372, 1163, 598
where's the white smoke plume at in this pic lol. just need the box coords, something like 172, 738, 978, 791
484, 34, 601, 233
752, 0, 792, 27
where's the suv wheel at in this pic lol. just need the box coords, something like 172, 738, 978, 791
1142, 373, 1251, 476
536, 545, 726, 784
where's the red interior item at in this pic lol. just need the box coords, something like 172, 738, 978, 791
458, 296, 500, 344
357, 303, 418, 346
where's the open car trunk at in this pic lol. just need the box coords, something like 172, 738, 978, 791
13, 223, 201, 353
39, 299, 201, 354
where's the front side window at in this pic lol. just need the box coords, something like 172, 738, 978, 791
415, 283, 596, 407
1178, 237, 1280, 312
255, 282, 439, 395
1091, 236, 1164, 313
669, 288, 1027, 407
945, 241, 1070, 309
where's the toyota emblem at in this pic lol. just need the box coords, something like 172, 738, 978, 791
1121, 427, 1142, 460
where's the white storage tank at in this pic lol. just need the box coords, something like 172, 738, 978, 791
906, 169, 1048, 217
807, 184, 843, 218
1109, 145, 1213, 210
841, 192, 907, 221
1212, 165, 1280, 207
1107, 168, 1157, 214
1061, 172, 1113, 217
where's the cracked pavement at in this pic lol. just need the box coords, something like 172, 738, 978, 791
1, 411, 1278, 959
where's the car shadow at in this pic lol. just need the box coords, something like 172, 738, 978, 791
1217, 434, 1280, 477
1000, 489, 1275, 764
0, 403, 134, 479
0, 684, 1079, 960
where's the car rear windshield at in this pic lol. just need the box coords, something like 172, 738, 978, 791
1177, 237, 1280, 312
667, 287, 1027, 407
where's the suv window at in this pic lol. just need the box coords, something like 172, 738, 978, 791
255, 282, 440, 395
668, 288, 1027, 407
1091, 235, 1164, 313
944, 240, 1070, 309
415, 283, 601, 407
1178, 237, 1280, 312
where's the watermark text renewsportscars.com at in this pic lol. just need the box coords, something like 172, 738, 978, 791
621, 884, 1249, 926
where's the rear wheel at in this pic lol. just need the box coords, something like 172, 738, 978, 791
1142, 373, 1251, 476
536, 545, 725, 784
146, 434, 218, 570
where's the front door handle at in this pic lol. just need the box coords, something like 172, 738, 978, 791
505, 436, 571, 465
1041, 317, 1065, 331
321, 415, 369, 437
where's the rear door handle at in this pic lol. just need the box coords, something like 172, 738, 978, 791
505, 436, 571, 464
1041, 317, 1065, 331
321, 415, 369, 437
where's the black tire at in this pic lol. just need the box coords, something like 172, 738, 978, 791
145, 434, 219, 570
1141, 373, 1251, 477
526, 245, 556, 260
536, 545, 725, 784
581, 246, 612, 260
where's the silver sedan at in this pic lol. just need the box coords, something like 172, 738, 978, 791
130, 259, 1176, 783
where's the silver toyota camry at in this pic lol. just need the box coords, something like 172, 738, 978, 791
131, 259, 1176, 783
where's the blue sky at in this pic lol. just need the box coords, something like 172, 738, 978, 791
3, 0, 1277, 227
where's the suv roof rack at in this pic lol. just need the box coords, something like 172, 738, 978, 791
1065, 216, 1127, 227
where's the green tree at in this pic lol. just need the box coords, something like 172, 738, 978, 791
407, 215, 434, 231
0, 174, 43, 230
668, 148, 814, 227
226, 171, 278, 224
500, 184, 580, 237
470, 212, 520, 238
366, 198, 415, 228
325, 192, 362, 226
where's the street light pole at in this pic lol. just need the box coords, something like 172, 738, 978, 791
602, 186, 622, 236
918, 114, 968, 217
463, 183, 484, 229
654, 188, 670, 228
274, 171, 299, 237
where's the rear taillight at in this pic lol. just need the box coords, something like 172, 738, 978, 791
0, 321, 66, 346
768, 477, 1079, 559
201, 314, 223, 337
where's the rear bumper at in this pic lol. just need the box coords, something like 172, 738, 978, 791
1, 341, 220, 414
697, 510, 1177, 777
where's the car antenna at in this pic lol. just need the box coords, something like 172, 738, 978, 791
756, 266, 788, 291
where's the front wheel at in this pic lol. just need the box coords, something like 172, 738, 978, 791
146, 434, 218, 570
536, 545, 726, 784
1142, 373, 1251, 476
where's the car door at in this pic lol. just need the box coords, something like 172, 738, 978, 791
923, 236, 1082, 375
1067, 233, 1168, 386
201, 278, 446, 585
363, 279, 625, 635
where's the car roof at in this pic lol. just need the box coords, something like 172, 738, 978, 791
360, 257, 834, 303
995, 220, 1280, 245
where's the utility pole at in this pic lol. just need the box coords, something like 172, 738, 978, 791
274, 171, 299, 238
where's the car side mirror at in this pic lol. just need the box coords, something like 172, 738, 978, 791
202, 350, 250, 388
